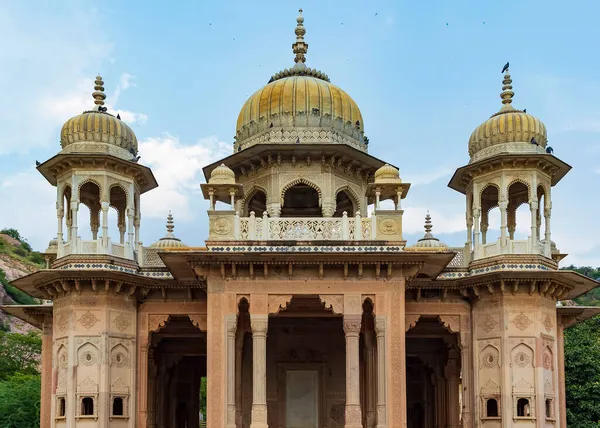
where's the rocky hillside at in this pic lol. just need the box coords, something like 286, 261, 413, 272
0, 230, 45, 332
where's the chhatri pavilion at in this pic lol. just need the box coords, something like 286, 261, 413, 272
3, 9, 599, 428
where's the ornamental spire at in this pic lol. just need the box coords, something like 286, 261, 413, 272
92, 75, 106, 106
423, 211, 433, 238
292, 9, 308, 65
499, 68, 515, 112
166, 211, 175, 238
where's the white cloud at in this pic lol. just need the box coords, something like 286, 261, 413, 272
138, 134, 231, 220
405, 167, 454, 186
0, 172, 56, 251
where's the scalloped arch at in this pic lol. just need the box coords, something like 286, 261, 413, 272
335, 185, 362, 213
280, 178, 322, 203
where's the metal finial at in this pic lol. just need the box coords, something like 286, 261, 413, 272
92, 75, 106, 106
292, 8, 308, 64
424, 212, 433, 236
500, 71, 515, 110
166, 211, 175, 237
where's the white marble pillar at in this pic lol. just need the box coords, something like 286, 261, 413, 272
530, 200, 539, 248
344, 315, 363, 428
70, 200, 78, 253
375, 316, 387, 428
101, 201, 109, 249
499, 200, 508, 247
127, 207, 134, 251
226, 314, 238, 428
250, 315, 268, 428
473, 208, 481, 257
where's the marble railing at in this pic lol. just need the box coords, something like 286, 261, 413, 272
58, 237, 134, 260
476, 238, 550, 260
237, 212, 376, 241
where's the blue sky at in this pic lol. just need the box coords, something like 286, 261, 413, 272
0, 1, 599, 266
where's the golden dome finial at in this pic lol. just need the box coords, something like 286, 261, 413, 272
166, 211, 175, 237
92, 75, 106, 106
499, 70, 515, 112
292, 8, 308, 65
424, 211, 433, 236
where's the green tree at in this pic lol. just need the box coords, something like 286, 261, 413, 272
0, 331, 41, 381
0, 228, 23, 242
199, 376, 207, 419
565, 316, 600, 427
0, 373, 41, 428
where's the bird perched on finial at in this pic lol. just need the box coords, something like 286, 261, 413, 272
546, 146, 554, 154
295, 137, 300, 144
531, 137, 538, 145
35, 160, 41, 166
502, 62, 510, 73
523, 108, 526, 113
134, 155, 141, 162
117, 113, 121, 120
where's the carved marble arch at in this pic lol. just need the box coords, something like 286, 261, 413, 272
108, 183, 129, 211
319, 294, 344, 315
280, 178, 322, 204
56, 344, 68, 369
511, 343, 535, 368
480, 345, 500, 369
77, 179, 103, 204
110, 343, 130, 368
243, 186, 268, 216
77, 342, 99, 366
333, 185, 360, 217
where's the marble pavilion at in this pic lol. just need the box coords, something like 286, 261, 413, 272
3, 9, 600, 428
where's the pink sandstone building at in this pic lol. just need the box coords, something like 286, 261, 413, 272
3, 9, 599, 428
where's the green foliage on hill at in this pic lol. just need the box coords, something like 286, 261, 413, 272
0, 331, 41, 427
0, 228, 45, 269
560, 265, 600, 306
0, 269, 37, 305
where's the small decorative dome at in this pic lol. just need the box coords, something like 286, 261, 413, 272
46, 237, 59, 254
60, 76, 138, 161
235, 10, 365, 150
149, 212, 188, 249
209, 164, 236, 185
405, 213, 449, 251
374, 164, 402, 184
469, 68, 547, 162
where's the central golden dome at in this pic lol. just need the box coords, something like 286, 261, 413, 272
234, 10, 366, 151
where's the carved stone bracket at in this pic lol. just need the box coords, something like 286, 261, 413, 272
268, 294, 292, 315
319, 294, 344, 315
438, 315, 461, 335
148, 314, 170, 334
405, 314, 421, 332
188, 314, 208, 331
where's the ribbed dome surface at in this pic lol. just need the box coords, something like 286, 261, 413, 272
60, 111, 138, 155
468, 71, 547, 161
236, 75, 363, 137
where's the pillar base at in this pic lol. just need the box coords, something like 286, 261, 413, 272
250, 404, 268, 428
345, 404, 363, 428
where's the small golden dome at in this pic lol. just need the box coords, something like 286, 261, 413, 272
46, 237, 59, 254
469, 70, 547, 161
150, 212, 187, 249
60, 76, 138, 161
235, 10, 364, 149
374, 164, 402, 184
405, 214, 449, 251
209, 164, 236, 185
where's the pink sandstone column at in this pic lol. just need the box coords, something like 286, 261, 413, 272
344, 314, 363, 428
250, 314, 268, 428
207, 289, 225, 428
40, 319, 52, 428
387, 279, 407, 427
226, 314, 238, 428
557, 320, 566, 428
375, 316, 387, 428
